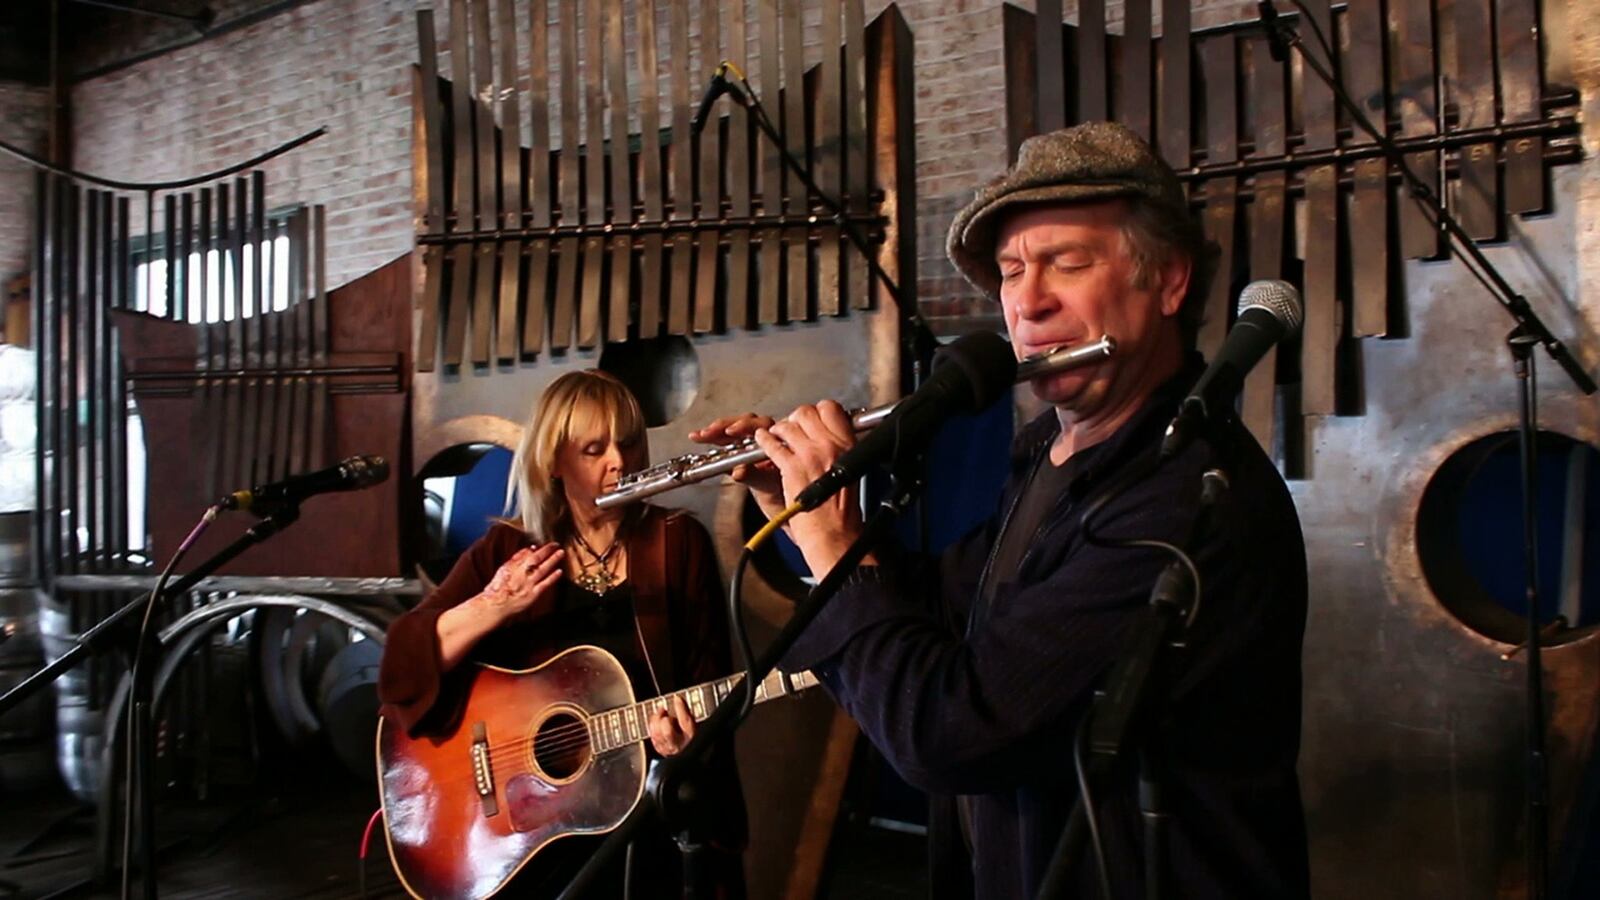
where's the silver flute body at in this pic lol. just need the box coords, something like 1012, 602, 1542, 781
595, 334, 1116, 509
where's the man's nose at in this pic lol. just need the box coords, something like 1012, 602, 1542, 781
1007, 266, 1057, 320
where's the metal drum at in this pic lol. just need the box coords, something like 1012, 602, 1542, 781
38, 591, 106, 804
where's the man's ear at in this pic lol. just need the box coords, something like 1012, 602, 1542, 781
1157, 253, 1193, 319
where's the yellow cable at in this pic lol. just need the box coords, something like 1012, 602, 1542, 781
745, 501, 802, 551
720, 59, 749, 84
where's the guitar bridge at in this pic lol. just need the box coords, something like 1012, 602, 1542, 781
471, 721, 498, 817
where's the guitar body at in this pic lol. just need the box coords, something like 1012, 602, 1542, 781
376, 646, 646, 900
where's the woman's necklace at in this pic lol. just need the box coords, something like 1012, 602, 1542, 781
570, 527, 622, 595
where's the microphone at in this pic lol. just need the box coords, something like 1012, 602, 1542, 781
691, 64, 745, 133
1161, 279, 1303, 458
1258, 0, 1290, 62
219, 455, 391, 513
795, 332, 1018, 510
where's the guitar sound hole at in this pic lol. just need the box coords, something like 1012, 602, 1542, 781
533, 712, 591, 780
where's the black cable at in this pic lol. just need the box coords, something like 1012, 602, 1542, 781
728, 548, 758, 717
1074, 720, 1115, 900
120, 525, 197, 899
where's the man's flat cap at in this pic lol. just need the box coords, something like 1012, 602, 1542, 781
947, 121, 1188, 298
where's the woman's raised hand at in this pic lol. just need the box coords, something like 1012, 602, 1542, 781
479, 543, 565, 621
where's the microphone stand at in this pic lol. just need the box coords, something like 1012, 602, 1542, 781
694, 63, 941, 382
557, 472, 925, 900
0, 503, 303, 899
1258, 5, 1596, 896
1036, 461, 1229, 900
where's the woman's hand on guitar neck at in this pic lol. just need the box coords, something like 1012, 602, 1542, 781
648, 695, 696, 756
435, 544, 565, 671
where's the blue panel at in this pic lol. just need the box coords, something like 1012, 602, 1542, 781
444, 446, 516, 557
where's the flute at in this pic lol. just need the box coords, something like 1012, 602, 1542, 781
595, 334, 1116, 509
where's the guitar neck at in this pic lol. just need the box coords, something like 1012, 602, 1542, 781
588, 668, 820, 755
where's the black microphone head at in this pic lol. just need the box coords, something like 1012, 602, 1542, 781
931, 332, 1020, 413
342, 455, 391, 487
1237, 279, 1303, 336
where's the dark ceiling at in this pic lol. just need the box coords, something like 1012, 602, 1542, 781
0, 0, 217, 86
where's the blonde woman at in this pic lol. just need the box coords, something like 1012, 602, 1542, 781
379, 370, 746, 898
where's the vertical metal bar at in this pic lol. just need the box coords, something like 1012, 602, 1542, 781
693, 0, 724, 331
552, 0, 582, 349
267, 216, 291, 482
578, 0, 608, 348
309, 205, 329, 468
1453, 0, 1499, 239
842, 0, 868, 311
469, 0, 500, 364
248, 171, 268, 484
525, 0, 553, 355
812, 0, 841, 318
443, 0, 476, 366
635, 0, 666, 339
190, 190, 211, 494
1499, 0, 1544, 213
1076, 0, 1106, 122
113, 195, 130, 562
208, 184, 232, 499
603, 0, 633, 343
1121, 0, 1152, 141
1003, 4, 1038, 161
97, 191, 115, 567
65, 182, 80, 574
1035, 0, 1065, 132
163, 193, 176, 320
1396, 0, 1441, 259
261, 215, 282, 480
1158, 0, 1190, 170
273, 214, 299, 481
724, 0, 753, 328
781, 0, 809, 322
1346, 0, 1389, 338
1299, 0, 1339, 418
415, 9, 447, 371
1241, 38, 1287, 455
756, 0, 782, 325
289, 208, 311, 475
234, 177, 259, 489
1196, 36, 1237, 360
494, 0, 524, 362
177, 192, 193, 324
667, 0, 695, 334
32, 172, 48, 583
83, 190, 100, 568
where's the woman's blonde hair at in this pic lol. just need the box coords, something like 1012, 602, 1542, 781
507, 370, 650, 543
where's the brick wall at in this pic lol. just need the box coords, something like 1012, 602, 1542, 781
70, 0, 419, 290
60, 0, 1256, 320
0, 84, 52, 286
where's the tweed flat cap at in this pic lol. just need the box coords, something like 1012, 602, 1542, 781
947, 121, 1189, 298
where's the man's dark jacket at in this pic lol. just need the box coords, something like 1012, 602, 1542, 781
785, 361, 1310, 899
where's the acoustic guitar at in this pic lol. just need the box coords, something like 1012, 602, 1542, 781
375, 644, 819, 899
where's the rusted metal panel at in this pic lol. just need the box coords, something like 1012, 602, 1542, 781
552, 0, 582, 349
635, 0, 666, 338
1299, 0, 1339, 418
693, 0, 724, 332
1498, 0, 1544, 213
1345, 0, 1390, 338
1196, 35, 1237, 361
1240, 38, 1285, 454
1120, 0, 1151, 141
781, 0, 809, 322
525, 0, 553, 355
603, 0, 632, 344
578, 0, 608, 349
1452, 0, 1499, 240
1076, 0, 1106, 122
757, 0, 782, 325
667, 0, 695, 335
1158, 0, 1190, 170
1035, 0, 1065, 132
1396, 0, 1441, 259
494, 0, 524, 362
814, 0, 842, 317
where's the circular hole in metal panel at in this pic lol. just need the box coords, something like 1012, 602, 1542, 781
599, 336, 700, 427
1416, 429, 1600, 644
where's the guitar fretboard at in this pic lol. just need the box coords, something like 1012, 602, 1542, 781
587, 668, 819, 754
